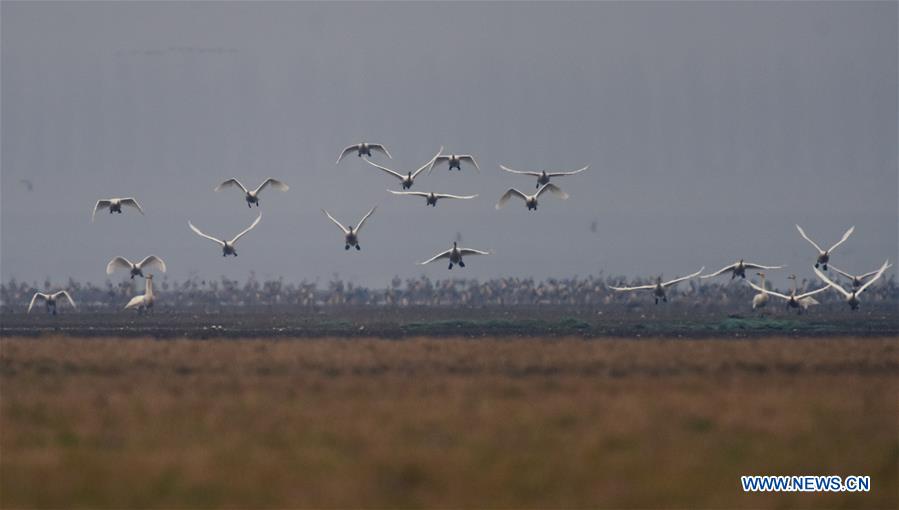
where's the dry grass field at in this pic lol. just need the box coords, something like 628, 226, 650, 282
1, 335, 897, 509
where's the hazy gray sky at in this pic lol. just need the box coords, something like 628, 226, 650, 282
2, 1, 896, 289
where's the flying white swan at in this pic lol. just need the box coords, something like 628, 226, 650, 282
609, 268, 704, 304
92, 198, 144, 222
496, 183, 568, 211
336, 142, 392, 164
322, 206, 376, 250
813, 260, 890, 310
701, 260, 785, 280
387, 190, 478, 207
27, 290, 76, 315
106, 255, 166, 279
419, 241, 490, 270
364, 147, 442, 190
747, 273, 827, 314
124, 274, 155, 313
215, 178, 289, 207
499, 164, 589, 188
796, 225, 855, 270
188, 214, 262, 257
829, 264, 891, 289
429, 153, 479, 173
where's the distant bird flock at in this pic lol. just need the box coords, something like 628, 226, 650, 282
25, 142, 890, 314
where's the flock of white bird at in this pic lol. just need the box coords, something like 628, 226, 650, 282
26, 142, 890, 315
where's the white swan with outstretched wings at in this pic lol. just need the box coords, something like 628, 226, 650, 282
336, 142, 392, 164
609, 268, 704, 304
106, 255, 167, 279
796, 225, 854, 270
28, 290, 76, 314
188, 214, 261, 257
496, 183, 568, 211
364, 147, 441, 190
322, 206, 377, 250
500, 164, 589, 188
215, 178, 288, 207
92, 198, 144, 222
419, 242, 489, 270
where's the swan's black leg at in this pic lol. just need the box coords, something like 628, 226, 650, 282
654, 297, 659, 305
815, 262, 819, 268
459, 260, 465, 268
345, 245, 350, 250
448, 263, 453, 270
663, 296, 668, 303
823, 264, 828, 271
356, 245, 361, 251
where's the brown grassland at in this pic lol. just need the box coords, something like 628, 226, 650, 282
1, 335, 897, 509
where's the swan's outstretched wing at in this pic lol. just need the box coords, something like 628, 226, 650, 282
662, 268, 704, 288
430, 155, 451, 173
496, 188, 528, 209
857, 263, 891, 281
106, 256, 134, 275
27, 292, 48, 313
856, 260, 890, 295
796, 224, 824, 253
92, 200, 112, 222
414, 147, 443, 178
700, 263, 737, 279
215, 178, 248, 193
795, 286, 830, 300
355, 206, 377, 234
363, 158, 405, 180
547, 165, 589, 177
255, 178, 289, 194
747, 281, 791, 300
120, 198, 144, 215
230, 213, 262, 244
459, 248, 490, 256
53, 291, 76, 309
458, 155, 480, 172
369, 143, 392, 159
137, 255, 167, 273
608, 283, 656, 292
388, 190, 429, 197
536, 183, 569, 200
826, 226, 855, 253
434, 193, 478, 200
188, 221, 226, 246
812, 266, 851, 299
499, 165, 541, 176
336, 144, 361, 164
743, 263, 785, 271
828, 266, 855, 280
322, 209, 349, 234
418, 249, 453, 265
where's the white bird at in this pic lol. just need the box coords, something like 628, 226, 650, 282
747, 273, 827, 314
701, 260, 785, 280
429, 153, 479, 173
500, 164, 589, 189
496, 183, 568, 211
364, 147, 442, 190
322, 206, 376, 251
27, 290, 76, 315
750, 272, 771, 311
106, 255, 167, 279
419, 241, 490, 270
829, 265, 890, 289
92, 198, 144, 222
609, 268, 704, 305
124, 274, 155, 314
796, 225, 855, 270
336, 142, 392, 164
188, 214, 262, 257
813, 260, 890, 310
387, 190, 478, 207
215, 178, 289, 208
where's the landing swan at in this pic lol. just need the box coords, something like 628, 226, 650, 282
813, 260, 890, 310
419, 241, 490, 270
429, 153, 479, 173
336, 143, 392, 164
609, 268, 704, 304
387, 190, 478, 207
364, 147, 441, 190
322, 206, 376, 251
92, 198, 144, 222
27, 290, 76, 314
701, 260, 784, 280
829, 265, 890, 289
747, 273, 827, 314
124, 274, 155, 313
496, 183, 568, 211
796, 225, 854, 270
188, 214, 262, 257
215, 178, 289, 207
106, 255, 167, 279
500, 164, 589, 188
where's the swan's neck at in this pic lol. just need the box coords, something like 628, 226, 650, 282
145, 278, 154, 298
759, 275, 766, 290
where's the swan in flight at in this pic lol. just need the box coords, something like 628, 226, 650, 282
27, 290, 76, 315
322, 206, 376, 250
829, 264, 891, 289
106, 255, 167, 279
92, 198, 144, 222
609, 268, 704, 304
796, 225, 855, 270
701, 260, 785, 280
336, 142, 392, 164
188, 214, 262, 257
813, 260, 890, 310
500, 164, 589, 188
364, 147, 442, 190
215, 178, 289, 208
387, 190, 478, 207
496, 183, 568, 211
747, 273, 827, 314
419, 241, 490, 270
429, 153, 479, 173
124, 274, 155, 314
